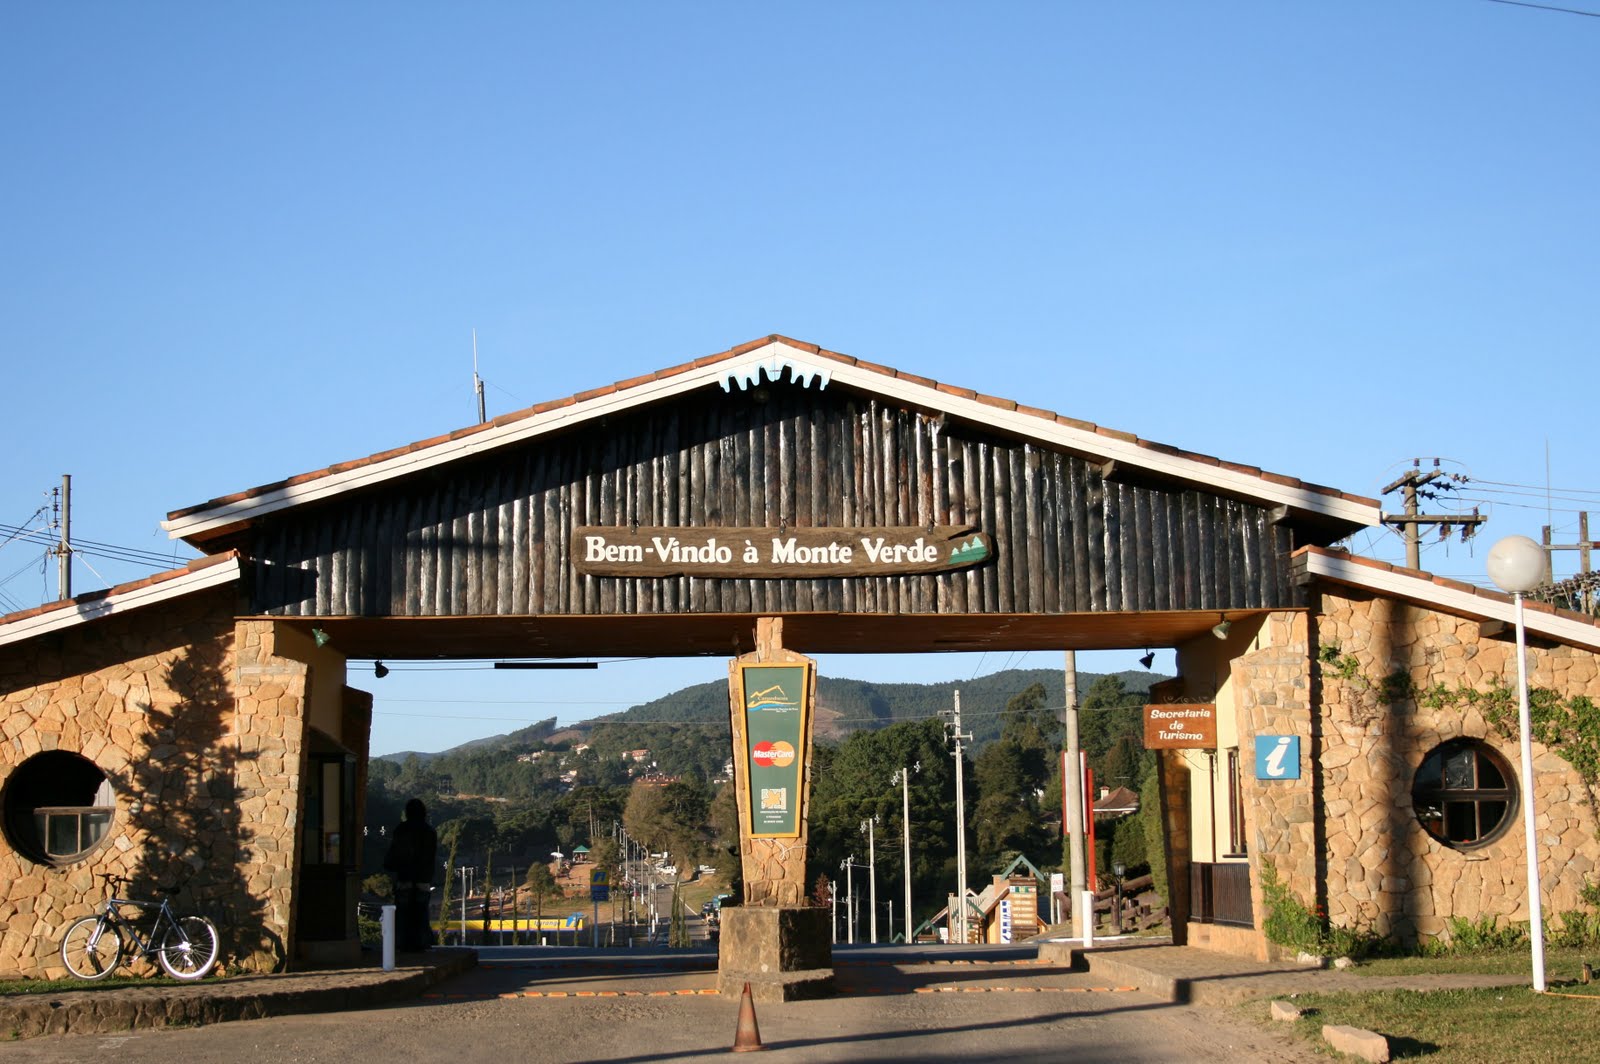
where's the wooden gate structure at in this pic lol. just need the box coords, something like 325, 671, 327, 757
8, 334, 1433, 980
163, 336, 1375, 653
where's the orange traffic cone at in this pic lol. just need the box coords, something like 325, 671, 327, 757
731, 981, 765, 1052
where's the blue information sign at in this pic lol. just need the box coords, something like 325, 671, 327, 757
590, 868, 610, 902
1255, 735, 1301, 780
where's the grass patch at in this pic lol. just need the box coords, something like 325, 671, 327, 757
1268, 985, 1600, 1062
1352, 947, 1599, 980
0, 974, 174, 996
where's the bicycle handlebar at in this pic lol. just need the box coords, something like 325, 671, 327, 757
97, 873, 180, 897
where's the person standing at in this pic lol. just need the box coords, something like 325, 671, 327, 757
384, 798, 439, 951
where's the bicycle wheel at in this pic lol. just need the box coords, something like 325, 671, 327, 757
60, 915, 123, 980
157, 914, 219, 980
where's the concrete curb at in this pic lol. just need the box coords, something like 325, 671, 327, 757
1, 950, 476, 1040
1036, 942, 1529, 1008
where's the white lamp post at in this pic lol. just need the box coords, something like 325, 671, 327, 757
1487, 534, 1548, 993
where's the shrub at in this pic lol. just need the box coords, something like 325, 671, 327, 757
1438, 914, 1526, 953
1260, 861, 1326, 955
1259, 860, 1381, 959
1549, 909, 1600, 949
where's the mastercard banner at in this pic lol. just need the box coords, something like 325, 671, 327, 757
734, 661, 813, 838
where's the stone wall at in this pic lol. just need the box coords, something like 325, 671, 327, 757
1308, 590, 1600, 944
1226, 611, 1317, 954
0, 591, 308, 978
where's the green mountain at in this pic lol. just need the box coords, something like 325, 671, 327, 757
379, 668, 1162, 763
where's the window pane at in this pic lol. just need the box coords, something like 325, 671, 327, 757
1477, 755, 1506, 789
82, 811, 112, 849
46, 814, 81, 856
1415, 753, 1442, 790
1443, 748, 1475, 789
1478, 800, 1508, 836
1445, 801, 1478, 842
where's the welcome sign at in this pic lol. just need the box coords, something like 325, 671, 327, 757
573, 525, 993, 578
733, 661, 813, 838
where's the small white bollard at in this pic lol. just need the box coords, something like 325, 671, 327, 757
1081, 890, 1095, 949
381, 904, 396, 971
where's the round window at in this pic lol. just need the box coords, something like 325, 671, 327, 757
1411, 739, 1516, 850
1, 751, 116, 865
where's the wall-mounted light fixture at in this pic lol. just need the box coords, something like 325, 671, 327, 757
374, 661, 389, 679
1211, 615, 1231, 640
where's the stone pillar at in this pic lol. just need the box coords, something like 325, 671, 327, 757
716, 617, 834, 1002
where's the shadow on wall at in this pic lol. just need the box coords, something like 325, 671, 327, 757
115, 641, 285, 973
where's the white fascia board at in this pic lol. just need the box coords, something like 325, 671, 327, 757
161, 357, 731, 540
1302, 551, 1600, 653
0, 557, 242, 649
163, 340, 1377, 539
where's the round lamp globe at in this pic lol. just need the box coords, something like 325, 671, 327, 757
1486, 535, 1546, 595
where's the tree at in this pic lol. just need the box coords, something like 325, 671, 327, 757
438, 833, 459, 945
524, 862, 563, 938
1139, 763, 1169, 905
806, 717, 958, 932
1079, 675, 1153, 797
972, 683, 1058, 868
623, 778, 711, 866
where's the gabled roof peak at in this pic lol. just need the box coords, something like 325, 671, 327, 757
163, 335, 1379, 546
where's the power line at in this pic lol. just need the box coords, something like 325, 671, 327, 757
1469, 478, 1600, 498
1484, 0, 1600, 17
0, 523, 187, 570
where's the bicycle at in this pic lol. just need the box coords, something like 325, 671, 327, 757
59, 873, 220, 981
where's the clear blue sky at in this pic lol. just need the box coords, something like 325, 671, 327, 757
3, 2, 1595, 754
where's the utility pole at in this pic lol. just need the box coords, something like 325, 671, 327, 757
840, 857, 862, 944
52, 475, 72, 601
1063, 650, 1086, 940
943, 692, 972, 945
891, 761, 919, 945
1542, 513, 1599, 610
1381, 459, 1485, 570
860, 816, 879, 943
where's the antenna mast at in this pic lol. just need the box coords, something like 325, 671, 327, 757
472, 329, 487, 425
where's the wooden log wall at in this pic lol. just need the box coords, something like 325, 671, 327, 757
248, 383, 1298, 618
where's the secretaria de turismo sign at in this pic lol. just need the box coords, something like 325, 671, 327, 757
573, 525, 992, 578
1142, 703, 1218, 749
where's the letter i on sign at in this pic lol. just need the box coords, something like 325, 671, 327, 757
1256, 735, 1300, 780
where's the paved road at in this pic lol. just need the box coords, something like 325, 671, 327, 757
0, 944, 1320, 1063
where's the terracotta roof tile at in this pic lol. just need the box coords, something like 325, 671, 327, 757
573, 384, 618, 404
814, 346, 857, 366
0, 553, 238, 629
976, 393, 1018, 411
896, 370, 940, 391
1297, 546, 1600, 632
613, 371, 658, 391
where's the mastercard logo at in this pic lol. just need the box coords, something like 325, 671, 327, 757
751, 740, 796, 768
